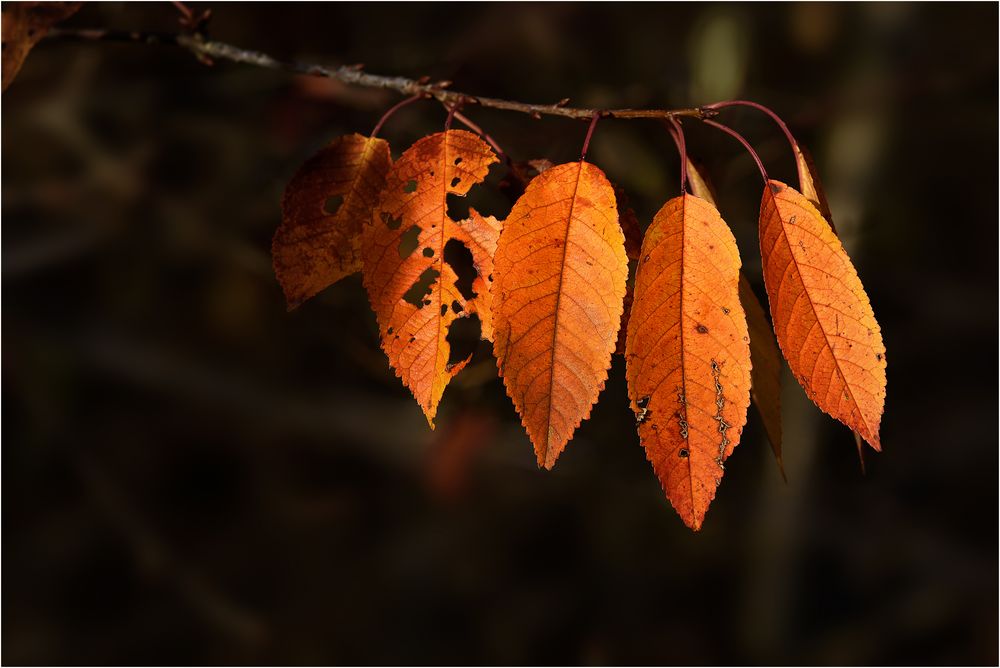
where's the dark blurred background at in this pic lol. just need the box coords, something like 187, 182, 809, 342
3, 2, 997, 665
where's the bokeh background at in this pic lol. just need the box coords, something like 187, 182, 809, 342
3, 2, 997, 664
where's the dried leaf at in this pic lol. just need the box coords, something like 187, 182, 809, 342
492, 161, 627, 468
625, 194, 751, 530
614, 183, 642, 261
362, 129, 500, 427
686, 159, 784, 477
739, 273, 784, 479
2, 2, 80, 92
273, 133, 391, 309
760, 181, 886, 450
793, 142, 834, 225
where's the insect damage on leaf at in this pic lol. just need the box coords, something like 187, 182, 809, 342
362, 129, 500, 427
492, 161, 628, 469
272, 133, 391, 309
625, 193, 751, 531
759, 180, 886, 450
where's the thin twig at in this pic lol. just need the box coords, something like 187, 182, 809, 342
44, 28, 714, 123
701, 119, 770, 184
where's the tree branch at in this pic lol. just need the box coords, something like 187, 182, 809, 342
45, 28, 716, 123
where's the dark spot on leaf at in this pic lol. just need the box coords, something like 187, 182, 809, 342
769, 182, 784, 194
324, 194, 344, 215
679, 448, 689, 458
387, 327, 393, 334
876, 353, 883, 361
398, 225, 421, 258
696, 324, 709, 334
402, 267, 439, 307
721, 306, 730, 315
404, 179, 417, 193
788, 215, 797, 224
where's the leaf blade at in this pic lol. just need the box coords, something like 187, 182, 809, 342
273, 133, 391, 309
492, 161, 628, 468
625, 194, 751, 530
759, 180, 886, 449
362, 129, 499, 427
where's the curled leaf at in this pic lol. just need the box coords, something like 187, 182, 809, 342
760, 180, 886, 450
625, 194, 751, 530
273, 133, 391, 309
362, 129, 500, 427
493, 161, 627, 468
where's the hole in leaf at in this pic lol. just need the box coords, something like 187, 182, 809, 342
446, 193, 470, 222
403, 179, 418, 193
382, 211, 403, 230
451, 300, 463, 314
679, 448, 689, 458
402, 268, 439, 308
422, 247, 435, 258
451, 177, 461, 188
444, 239, 477, 301
440, 304, 448, 317
446, 313, 481, 367
453, 157, 463, 165
398, 225, 421, 258
324, 194, 344, 215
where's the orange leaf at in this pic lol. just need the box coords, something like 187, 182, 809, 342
625, 194, 751, 530
273, 133, 391, 309
492, 161, 627, 468
685, 159, 785, 478
760, 181, 886, 450
362, 129, 500, 427
2, 2, 80, 92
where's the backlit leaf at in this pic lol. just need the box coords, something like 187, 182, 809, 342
492, 161, 627, 468
759, 180, 886, 450
625, 194, 751, 530
362, 129, 500, 427
273, 133, 391, 309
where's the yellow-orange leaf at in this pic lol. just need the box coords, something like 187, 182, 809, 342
493, 161, 627, 468
625, 194, 751, 530
273, 133, 391, 309
2, 2, 80, 92
760, 180, 886, 449
362, 129, 499, 427
685, 159, 784, 477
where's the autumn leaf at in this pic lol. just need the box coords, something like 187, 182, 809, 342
273, 133, 391, 309
2, 2, 80, 92
492, 161, 627, 468
760, 180, 886, 450
625, 193, 751, 530
362, 129, 500, 427
686, 159, 784, 477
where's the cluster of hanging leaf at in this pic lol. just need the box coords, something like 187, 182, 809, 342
273, 118, 886, 531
